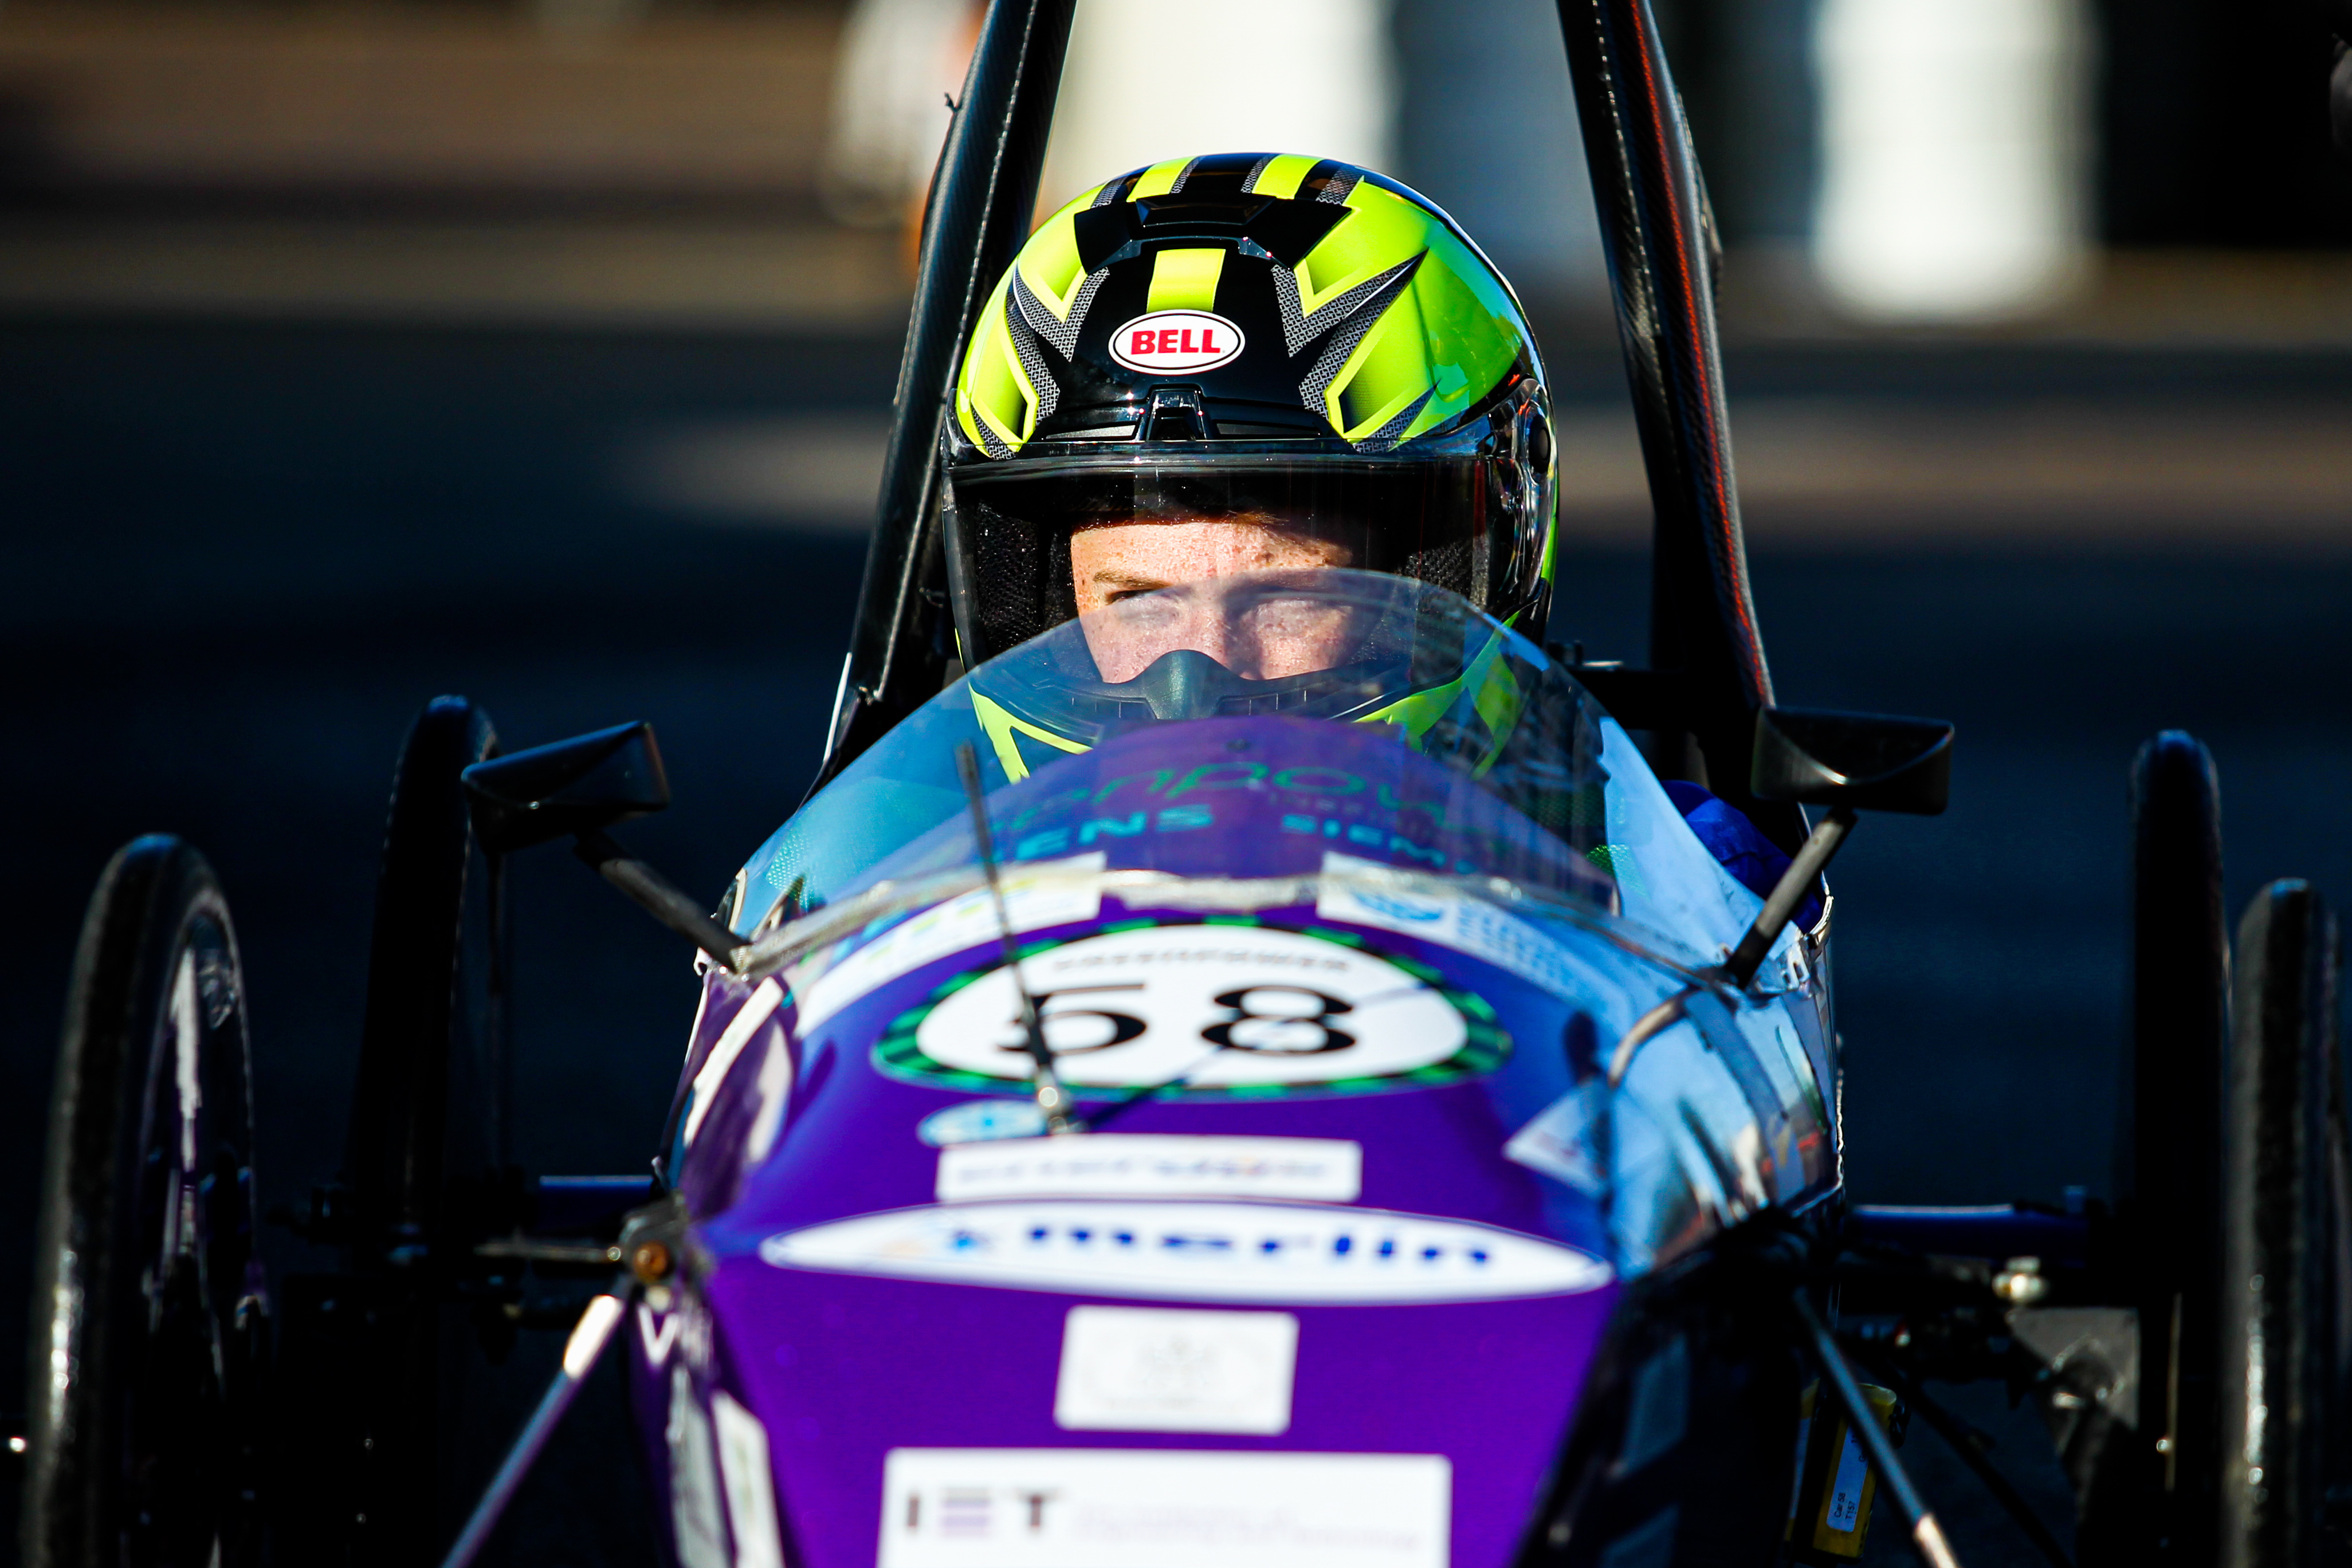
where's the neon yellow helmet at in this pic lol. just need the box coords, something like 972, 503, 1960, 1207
943, 152, 1557, 667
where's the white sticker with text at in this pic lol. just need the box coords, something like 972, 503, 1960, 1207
1054, 1305, 1297, 1435
908, 925, 1468, 1090
938, 1135, 1361, 1204
763, 1200, 1610, 1304
1316, 853, 1620, 1009
878, 1448, 1448, 1568
1106, 309, 1246, 374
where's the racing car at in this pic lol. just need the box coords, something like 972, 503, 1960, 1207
20, 3, 2347, 1568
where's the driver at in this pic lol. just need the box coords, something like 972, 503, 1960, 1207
940, 151, 1799, 903
1070, 508, 1365, 682
941, 151, 1555, 679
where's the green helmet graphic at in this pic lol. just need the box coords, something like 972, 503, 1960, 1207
944, 152, 1557, 666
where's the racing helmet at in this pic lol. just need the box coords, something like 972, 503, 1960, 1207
944, 152, 1558, 681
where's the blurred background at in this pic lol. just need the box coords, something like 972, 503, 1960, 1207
4, 0, 2351, 1558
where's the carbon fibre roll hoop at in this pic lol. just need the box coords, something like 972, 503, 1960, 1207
815, 0, 1072, 792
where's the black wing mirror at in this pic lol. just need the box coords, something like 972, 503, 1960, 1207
462, 722, 743, 968
1720, 705, 1955, 986
462, 721, 670, 854
1750, 706, 1953, 816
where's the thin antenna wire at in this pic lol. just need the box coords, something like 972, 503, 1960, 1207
955, 741, 1075, 1134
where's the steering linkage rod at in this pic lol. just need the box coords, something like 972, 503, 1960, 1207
1792, 1290, 1964, 1568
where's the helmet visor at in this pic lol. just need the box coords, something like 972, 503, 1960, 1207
947, 453, 1519, 665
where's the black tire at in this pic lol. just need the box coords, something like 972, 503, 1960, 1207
22, 836, 263, 1568
351, 694, 506, 1564
2096, 732, 2230, 1563
2220, 879, 2343, 1568
347, 695, 504, 1263
278, 695, 503, 1566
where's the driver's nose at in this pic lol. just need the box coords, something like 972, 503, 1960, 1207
1090, 587, 1244, 685
1177, 602, 1240, 671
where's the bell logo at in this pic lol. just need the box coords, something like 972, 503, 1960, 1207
1107, 311, 1245, 374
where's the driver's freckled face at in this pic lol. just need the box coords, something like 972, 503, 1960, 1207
1071, 517, 1358, 683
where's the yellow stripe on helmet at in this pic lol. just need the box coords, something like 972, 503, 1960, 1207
1146, 247, 1226, 313
1128, 158, 1193, 199
1249, 154, 1319, 200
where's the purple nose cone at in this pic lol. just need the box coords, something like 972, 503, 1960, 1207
632, 1256, 1619, 1568
638, 697, 1640, 1567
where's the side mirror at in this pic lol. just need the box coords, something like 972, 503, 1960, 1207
1750, 706, 1953, 816
1717, 705, 1955, 988
461, 721, 745, 968
461, 721, 670, 855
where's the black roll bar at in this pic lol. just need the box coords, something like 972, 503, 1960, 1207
1554, 0, 1792, 844
815, 0, 1077, 789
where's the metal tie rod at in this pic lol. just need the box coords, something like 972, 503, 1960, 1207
1846, 1338, 2072, 1568
1791, 1290, 1963, 1568
438, 1288, 631, 1568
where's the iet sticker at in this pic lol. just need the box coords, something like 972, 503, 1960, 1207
1107, 310, 1246, 374
874, 923, 1506, 1098
878, 1448, 1450, 1568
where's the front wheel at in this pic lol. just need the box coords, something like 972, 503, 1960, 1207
21, 836, 264, 1568
2219, 879, 2345, 1568
2099, 730, 2229, 1564
274, 694, 502, 1566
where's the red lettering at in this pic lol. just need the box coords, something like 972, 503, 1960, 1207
1130, 329, 1156, 356
1200, 327, 1218, 353
1157, 328, 1180, 353
1180, 328, 1196, 353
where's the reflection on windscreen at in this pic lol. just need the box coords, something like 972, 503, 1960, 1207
729, 569, 1768, 969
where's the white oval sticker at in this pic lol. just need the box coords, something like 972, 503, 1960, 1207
897, 926, 1483, 1093
762, 1200, 1612, 1303
1107, 310, 1245, 374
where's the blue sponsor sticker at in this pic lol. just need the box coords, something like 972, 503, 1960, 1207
918, 1098, 1050, 1147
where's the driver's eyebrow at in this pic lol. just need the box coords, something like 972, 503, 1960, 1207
1086, 568, 1171, 594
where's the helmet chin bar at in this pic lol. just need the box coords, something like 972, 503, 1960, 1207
1058, 646, 1401, 724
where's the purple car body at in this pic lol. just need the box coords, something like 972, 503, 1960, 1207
627, 576, 1835, 1568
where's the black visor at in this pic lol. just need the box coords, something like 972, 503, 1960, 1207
946, 453, 1529, 665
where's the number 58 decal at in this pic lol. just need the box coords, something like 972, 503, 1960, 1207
875, 924, 1507, 1097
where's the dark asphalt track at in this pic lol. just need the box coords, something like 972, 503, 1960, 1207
6, 313, 2351, 1563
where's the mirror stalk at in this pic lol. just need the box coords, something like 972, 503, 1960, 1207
955, 742, 1077, 1135
573, 829, 745, 969
1721, 805, 1855, 989
1711, 704, 1954, 992
461, 722, 749, 970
